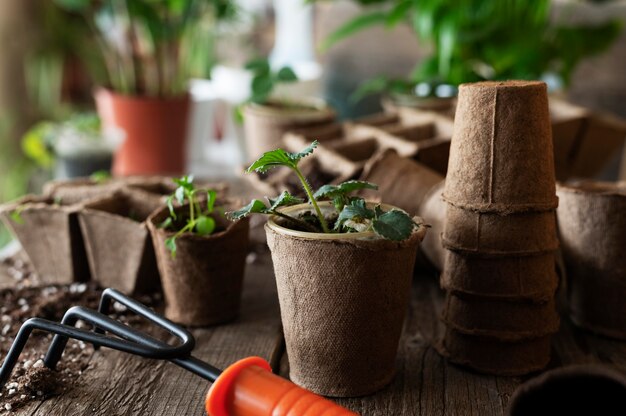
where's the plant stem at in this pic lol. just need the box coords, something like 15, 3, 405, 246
293, 166, 330, 233
188, 190, 195, 223
271, 211, 321, 233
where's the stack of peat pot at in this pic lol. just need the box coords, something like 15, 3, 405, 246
438, 81, 560, 375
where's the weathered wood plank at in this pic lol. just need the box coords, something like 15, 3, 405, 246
6, 254, 626, 416
12, 254, 282, 416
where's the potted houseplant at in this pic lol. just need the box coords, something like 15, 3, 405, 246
241, 58, 336, 161
322, 0, 621, 111
54, 0, 236, 176
228, 141, 427, 397
147, 175, 249, 326
22, 113, 121, 179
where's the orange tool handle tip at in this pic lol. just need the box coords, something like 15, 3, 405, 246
205, 356, 359, 416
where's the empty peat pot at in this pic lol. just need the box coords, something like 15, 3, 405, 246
0, 195, 90, 284
557, 181, 626, 339
79, 189, 163, 294
148, 203, 250, 326
508, 365, 626, 415
265, 202, 427, 397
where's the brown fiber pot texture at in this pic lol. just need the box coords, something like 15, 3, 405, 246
444, 81, 557, 213
557, 181, 626, 339
79, 189, 163, 294
438, 327, 552, 376
441, 250, 558, 302
0, 195, 89, 284
242, 100, 335, 162
265, 204, 427, 397
442, 204, 559, 255
94, 88, 190, 176
43, 178, 121, 205
508, 365, 626, 415
148, 205, 250, 326
441, 293, 559, 341
358, 149, 444, 216
417, 181, 446, 270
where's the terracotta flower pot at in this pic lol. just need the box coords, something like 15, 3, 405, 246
79, 189, 163, 294
508, 365, 626, 415
265, 202, 427, 397
94, 88, 190, 176
242, 99, 335, 162
0, 195, 89, 284
148, 204, 250, 326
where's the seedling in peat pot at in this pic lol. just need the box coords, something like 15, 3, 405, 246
159, 175, 219, 256
228, 141, 422, 241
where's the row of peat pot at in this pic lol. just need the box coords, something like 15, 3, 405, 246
0, 178, 428, 397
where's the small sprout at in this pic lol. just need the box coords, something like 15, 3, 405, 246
161, 176, 221, 257
229, 141, 421, 241
9, 207, 24, 225
90, 170, 111, 184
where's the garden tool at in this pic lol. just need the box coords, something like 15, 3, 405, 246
0, 288, 357, 415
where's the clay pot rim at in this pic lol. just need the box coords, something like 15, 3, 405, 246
94, 86, 191, 103
557, 180, 626, 197
266, 201, 427, 242
147, 203, 247, 242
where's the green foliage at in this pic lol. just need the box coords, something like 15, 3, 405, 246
160, 175, 219, 257
90, 170, 111, 184
323, 0, 622, 90
245, 58, 299, 104
21, 113, 103, 168
229, 142, 420, 241
54, 0, 238, 96
247, 141, 318, 174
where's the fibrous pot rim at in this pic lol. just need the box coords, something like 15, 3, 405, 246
266, 201, 426, 241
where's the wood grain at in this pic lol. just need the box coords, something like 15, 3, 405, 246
3, 253, 626, 415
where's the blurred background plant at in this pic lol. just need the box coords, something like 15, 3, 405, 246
54, 0, 238, 97
322, 0, 622, 100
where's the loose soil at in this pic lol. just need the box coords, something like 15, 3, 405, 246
0, 256, 161, 413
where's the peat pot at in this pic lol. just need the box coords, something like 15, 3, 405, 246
265, 202, 427, 397
242, 99, 335, 162
148, 204, 250, 326
508, 365, 626, 416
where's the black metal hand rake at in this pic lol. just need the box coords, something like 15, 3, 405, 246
0, 288, 356, 416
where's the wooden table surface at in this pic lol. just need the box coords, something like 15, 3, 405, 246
2, 249, 626, 415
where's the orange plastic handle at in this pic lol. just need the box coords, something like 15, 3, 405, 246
205, 357, 359, 416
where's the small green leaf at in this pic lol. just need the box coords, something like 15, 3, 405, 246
166, 195, 177, 220
246, 148, 293, 173
386, 0, 411, 27
206, 190, 217, 213
268, 191, 304, 211
9, 209, 24, 225
372, 209, 415, 241
276, 67, 298, 82
289, 140, 318, 162
334, 199, 375, 231
159, 217, 173, 229
195, 215, 216, 236
314, 180, 378, 199
175, 186, 186, 205
227, 199, 269, 220
245, 58, 271, 75
165, 237, 177, 257
90, 170, 111, 184
251, 75, 274, 103
173, 175, 194, 190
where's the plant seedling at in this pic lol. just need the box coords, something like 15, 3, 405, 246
159, 175, 218, 257
228, 141, 422, 241
245, 58, 298, 105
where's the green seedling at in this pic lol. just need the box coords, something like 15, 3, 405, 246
9, 207, 25, 225
160, 175, 218, 257
228, 141, 421, 241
